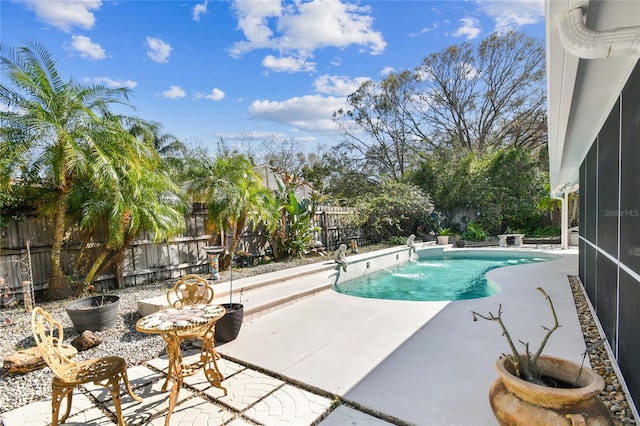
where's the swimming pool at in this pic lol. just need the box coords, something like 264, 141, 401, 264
333, 251, 559, 301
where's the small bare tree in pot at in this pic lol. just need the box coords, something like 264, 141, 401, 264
472, 287, 612, 425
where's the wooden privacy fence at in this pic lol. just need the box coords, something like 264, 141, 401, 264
0, 206, 376, 300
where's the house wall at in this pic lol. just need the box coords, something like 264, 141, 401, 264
579, 60, 640, 409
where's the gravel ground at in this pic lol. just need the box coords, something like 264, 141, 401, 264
0, 247, 637, 425
0, 253, 327, 415
568, 275, 637, 425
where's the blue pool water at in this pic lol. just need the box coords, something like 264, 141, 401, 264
333, 251, 557, 301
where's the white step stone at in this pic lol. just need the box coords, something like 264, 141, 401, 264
137, 261, 338, 319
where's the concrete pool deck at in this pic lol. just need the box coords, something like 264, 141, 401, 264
217, 246, 584, 425
1, 246, 586, 426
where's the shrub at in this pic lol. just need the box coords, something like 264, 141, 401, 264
387, 235, 407, 246
529, 226, 561, 238
461, 222, 487, 241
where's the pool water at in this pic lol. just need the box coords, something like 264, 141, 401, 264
333, 252, 556, 301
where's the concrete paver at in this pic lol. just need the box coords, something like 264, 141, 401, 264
82, 365, 162, 402
243, 384, 333, 425
58, 406, 116, 426
2, 392, 94, 426
144, 396, 236, 426
226, 417, 256, 426
146, 353, 171, 372
182, 365, 241, 392
114, 377, 195, 423
202, 368, 285, 411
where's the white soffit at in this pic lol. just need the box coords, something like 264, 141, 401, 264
546, 0, 640, 196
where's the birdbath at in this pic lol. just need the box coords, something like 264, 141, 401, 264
202, 246, 226, 280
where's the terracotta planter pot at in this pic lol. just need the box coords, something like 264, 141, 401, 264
65, 295, 120, 332
490, 354, 612, 426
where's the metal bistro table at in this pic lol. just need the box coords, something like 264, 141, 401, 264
136, 304, 227, 425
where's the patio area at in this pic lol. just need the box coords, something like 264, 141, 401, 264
218, 248, 585, 425
2, 247, 598, 425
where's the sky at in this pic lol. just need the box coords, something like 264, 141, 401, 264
1, 0, 546, 155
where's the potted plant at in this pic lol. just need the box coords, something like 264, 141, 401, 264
65, 292, 120, 332
437, 227, 453, 245
214, 253, 244, 343
472, 288, 612, 425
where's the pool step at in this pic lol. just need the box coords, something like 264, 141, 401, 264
137, 261, 338, 318
225, 273, 334, 323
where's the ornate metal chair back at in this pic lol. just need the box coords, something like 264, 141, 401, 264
167, 274, 214, 308
31, 307, 73, 374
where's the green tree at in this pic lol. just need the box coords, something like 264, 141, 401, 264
186, 151, 277, 265
311, 145, 380, 204
409, 147, 547, 234
0, 42, 143, 298
69, 137, 186, 289
259, 137, 312, 177
333, 71, 428, 180
478, 148, 546, 233
267, 171, 322, 259
410, 148, 484, 212
127, 119, 187, 175
277, 191, 321, 258
417, 31, 546, 152
354, 180, 434, 239
331, 31, 546, 195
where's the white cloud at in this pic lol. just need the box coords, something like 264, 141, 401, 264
453, 17, 481, 40
18, 0, 101, 32
262, 55, 316, 73
249, 95, 348, 132
277, 1, 386, 54
193, 0, 208, 22
228, 0, 282, 56
313, 74, 370, 96
477, 0, 544, 34
195, 88, 225, 101
230, 0, 386, 69
412, 21, 440, 36
162, 86, 186, 99
67, 35, 105, 60
380, 66, 394, 76
85, 77, 137, 88
146, 37, 172, 63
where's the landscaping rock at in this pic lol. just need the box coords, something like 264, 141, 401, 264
3, 344, 77, 374
70, 330, 102, 351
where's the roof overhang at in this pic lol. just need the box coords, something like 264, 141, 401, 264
545, 0, 640, 197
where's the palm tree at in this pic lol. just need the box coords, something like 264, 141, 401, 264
0, 41, 142, 298
67, 125, 186, 288
186, 151, 277, 264
127, 119, 187, 174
